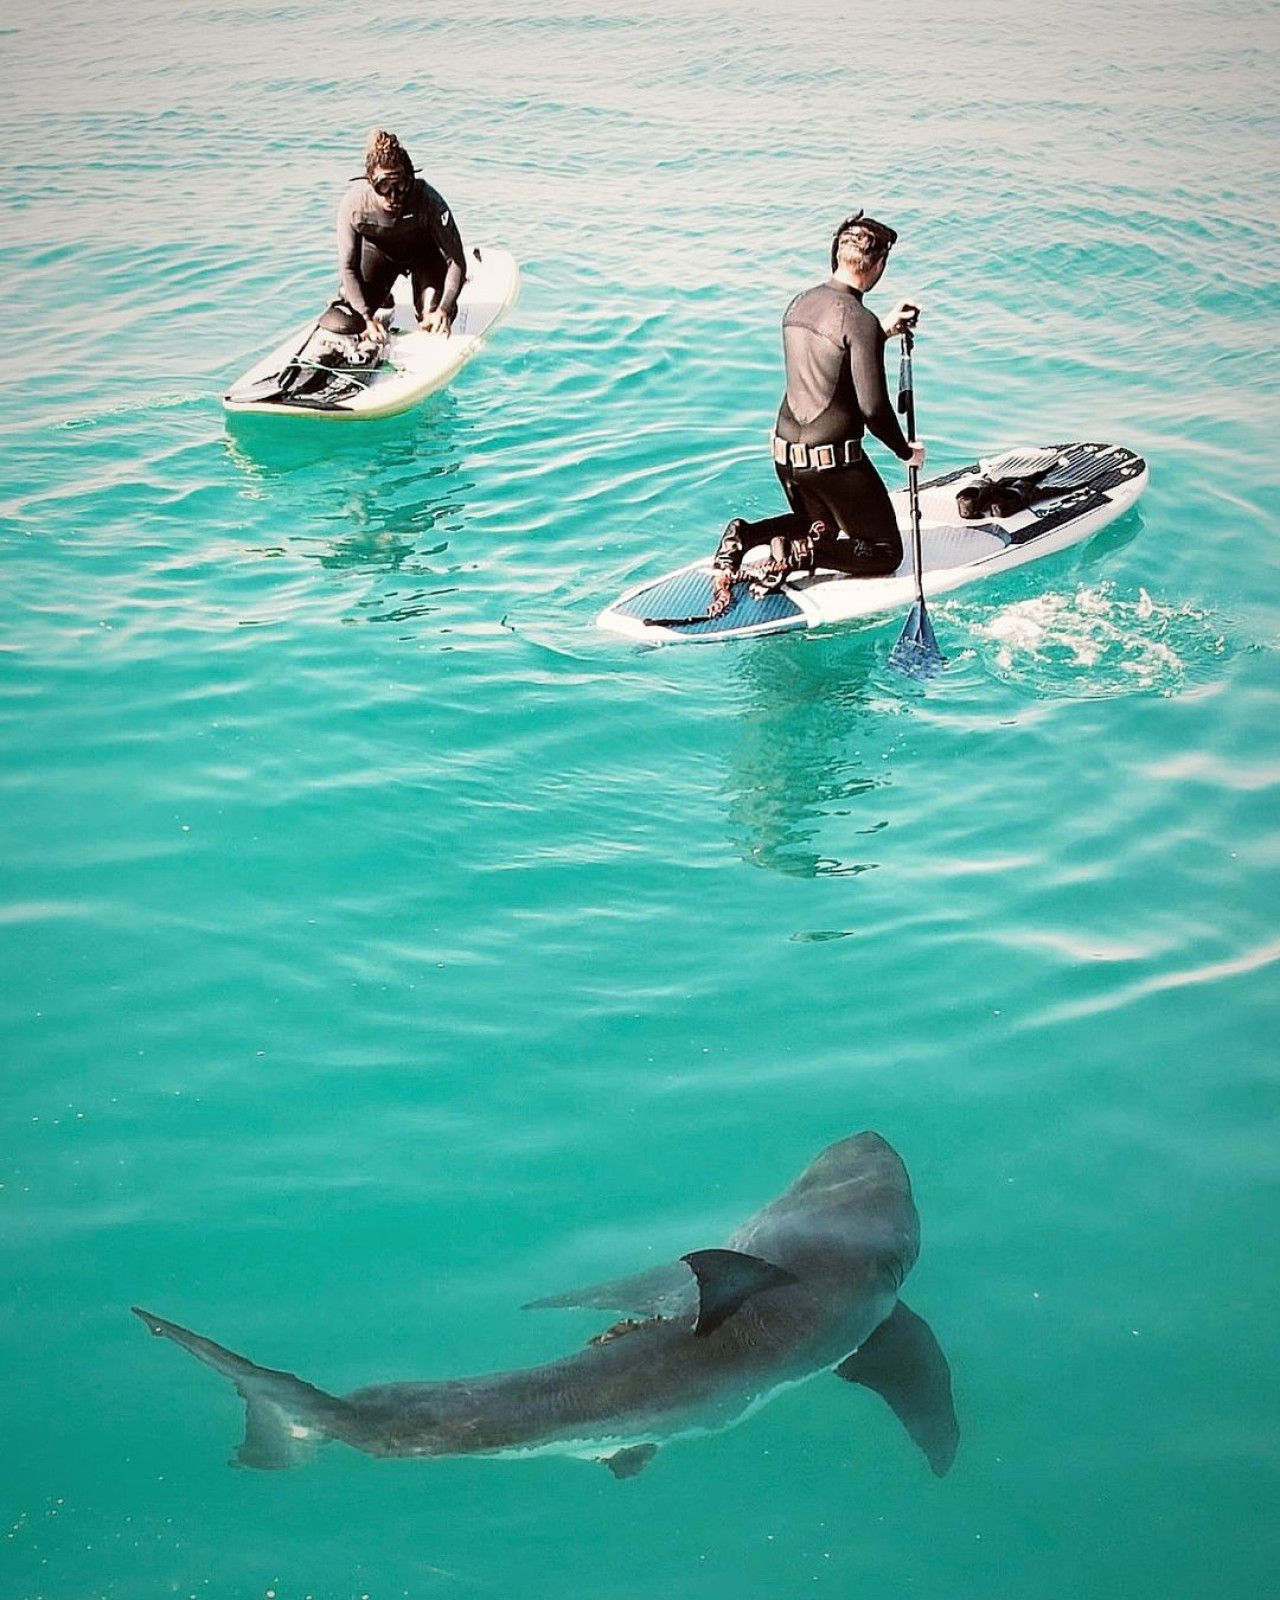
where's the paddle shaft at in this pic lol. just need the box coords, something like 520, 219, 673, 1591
898, 329, 925, 606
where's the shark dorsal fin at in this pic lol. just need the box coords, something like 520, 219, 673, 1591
681, 1249, 797, 1338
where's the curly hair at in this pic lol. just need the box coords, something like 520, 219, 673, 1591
364, 128, 415, 181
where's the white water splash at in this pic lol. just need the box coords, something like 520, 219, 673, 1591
959, 583, 1229, 696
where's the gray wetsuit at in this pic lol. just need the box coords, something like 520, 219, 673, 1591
335, 177, 466, 324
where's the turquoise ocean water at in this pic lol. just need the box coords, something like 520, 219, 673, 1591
3, 1, 1279, 1595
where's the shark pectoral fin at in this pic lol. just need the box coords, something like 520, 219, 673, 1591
132, 1306, 346, 1473
835, 1300, 959, 1477
601, 1443, 658, 1479
681, 1249, 798, 1339
522, 1260, 692, 1316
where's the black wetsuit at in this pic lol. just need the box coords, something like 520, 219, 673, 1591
335, 177, 466, 325
718, 278, 913, 578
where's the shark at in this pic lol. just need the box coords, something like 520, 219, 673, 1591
133, 1131, 958, 1479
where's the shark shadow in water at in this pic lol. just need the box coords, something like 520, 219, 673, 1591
133, 1131, 958, 1479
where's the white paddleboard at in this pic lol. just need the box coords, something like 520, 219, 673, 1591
597, 442, 1147, 644
223, 246, 520, 420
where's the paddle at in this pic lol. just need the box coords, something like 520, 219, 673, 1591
889, 327, 945, 677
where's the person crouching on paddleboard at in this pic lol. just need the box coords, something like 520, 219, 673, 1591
710, 212, 925, 615
333, 128, 467, 346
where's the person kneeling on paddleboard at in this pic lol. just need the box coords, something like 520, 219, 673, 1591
333, 128, 467, 346
710, 212, 925, 616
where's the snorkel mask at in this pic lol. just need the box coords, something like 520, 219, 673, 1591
830, 210, 899, 272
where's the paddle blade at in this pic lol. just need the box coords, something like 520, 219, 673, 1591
890, 599, 945, 678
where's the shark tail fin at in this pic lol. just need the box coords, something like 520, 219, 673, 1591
835, 1299, 959, 1477
132, 1307, 349, 1471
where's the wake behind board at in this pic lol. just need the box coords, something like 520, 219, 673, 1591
597, 442, 1147, 644
223, 246, 520, 420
